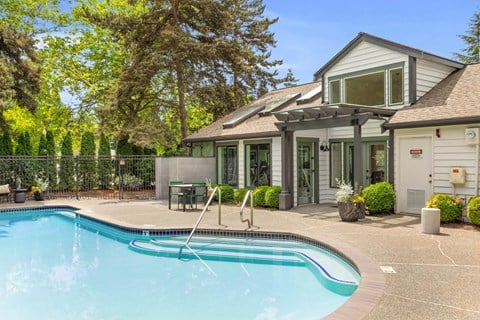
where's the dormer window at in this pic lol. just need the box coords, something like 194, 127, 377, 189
327, 63, 404, 107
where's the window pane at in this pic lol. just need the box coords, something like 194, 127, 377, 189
390, 68, 403, 104
330, 142, 342, 187
192, 142, 214, 157
345, 72, 385, 106
329, 80, 340, 104
246, 143, 270, 187
217, 146, 237, 186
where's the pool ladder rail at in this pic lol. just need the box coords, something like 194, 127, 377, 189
179, 187, 255, 258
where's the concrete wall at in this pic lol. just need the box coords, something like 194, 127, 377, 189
155, 157, 216, 199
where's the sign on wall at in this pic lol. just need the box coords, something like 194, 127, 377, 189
409, 149, 423, 159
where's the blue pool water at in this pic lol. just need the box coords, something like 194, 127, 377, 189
0, 208, 359, 320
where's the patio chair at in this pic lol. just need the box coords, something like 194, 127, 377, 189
182, 182, 207, 210
169, 180, 184, 209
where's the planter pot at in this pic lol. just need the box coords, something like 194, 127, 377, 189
34, 191, 44, 201
13, 189, 27, 203
338, 202, 359, 222
421, 207, 440, 234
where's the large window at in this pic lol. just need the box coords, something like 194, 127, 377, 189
345, 71, 385, 106
328, 65, 404, 107
245, 143, 270, 187
217, 145, 237, 186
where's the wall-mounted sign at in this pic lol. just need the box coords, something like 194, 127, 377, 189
410, 149, 423, 159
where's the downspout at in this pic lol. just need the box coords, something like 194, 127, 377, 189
476, 143, 479, 196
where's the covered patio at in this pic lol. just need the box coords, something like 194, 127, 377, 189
273, 103, 396, 209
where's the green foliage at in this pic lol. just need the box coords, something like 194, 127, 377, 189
454, 11, 480, 63
234, 188, 249, 204
427, 194, 464, 223
0, 131, 13, 156
59, 132, 74, 190
45, 130, 56, 187
265, 186, 282, 208
467, 196, 480, 226
79, 131, 96, 190
215, 185, 234, 203
363, 182, 396, 214
15, 132, 33, 156
37, 134, 47, 156
253, 186, 270, 207
115, 173, 143, 190
98, 133, 113, 189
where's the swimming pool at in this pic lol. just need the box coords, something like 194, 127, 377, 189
0, 207, 360, 319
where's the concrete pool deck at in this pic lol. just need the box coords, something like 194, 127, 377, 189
2, 199, 480, 319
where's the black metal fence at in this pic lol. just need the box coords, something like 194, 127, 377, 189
0, 155, 156, 200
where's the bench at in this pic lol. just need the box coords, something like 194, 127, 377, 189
0, 184, 11, 202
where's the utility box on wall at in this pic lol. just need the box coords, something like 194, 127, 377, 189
449, 167, 466, 184
465, 128, 479, 145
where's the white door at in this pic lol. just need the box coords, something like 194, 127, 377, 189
398, 137, 433, 213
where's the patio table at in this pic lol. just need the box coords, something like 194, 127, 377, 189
168, 183, 206, 211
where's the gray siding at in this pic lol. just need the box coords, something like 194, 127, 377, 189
416, 59, 456, 100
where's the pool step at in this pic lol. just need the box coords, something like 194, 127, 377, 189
129, 239, 305, 266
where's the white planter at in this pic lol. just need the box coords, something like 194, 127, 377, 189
421, 208, 440, 234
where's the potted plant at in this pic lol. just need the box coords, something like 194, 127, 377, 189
335, 180, 364, 222
32, 177, 49, 201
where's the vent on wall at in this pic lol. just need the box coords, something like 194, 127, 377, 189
465, 128, 480, 145
407, 189, 425, 212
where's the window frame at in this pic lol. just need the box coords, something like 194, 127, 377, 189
216, 142, 239, 187
244, 139, 272, 188
327, 62, 404, 107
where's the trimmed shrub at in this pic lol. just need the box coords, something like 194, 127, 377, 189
253, 186, 270, 207
265, 186, 282, 208
234, 188, 249, 204
467, 196, 480, 226
363, 182, 396, 214
426, 194, 463, 223
215, 185, 234, 203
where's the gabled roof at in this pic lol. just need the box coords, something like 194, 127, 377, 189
184, 82, 322, 143
313, 32, 464, 80
385, 63, 480, 129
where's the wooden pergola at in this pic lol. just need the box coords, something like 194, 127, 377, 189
273, 103, 396, 210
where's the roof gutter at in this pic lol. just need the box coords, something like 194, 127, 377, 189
183, 131, 281, 144
384, 116, 480, 130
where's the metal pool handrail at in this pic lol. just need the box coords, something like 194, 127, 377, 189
240, 189, 254, 228
179, 186, 220, 257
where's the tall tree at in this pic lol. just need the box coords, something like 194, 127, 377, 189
98, 132, 112, 189
79, 131, 96, 190
0, 24, 41, 127
83, 0, 286, 147
45, 130, 57, 187
59, 132, 74, 190
455, 11, 480, 63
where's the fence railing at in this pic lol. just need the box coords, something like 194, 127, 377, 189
0, 155, 156, 200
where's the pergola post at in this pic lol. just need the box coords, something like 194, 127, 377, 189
353, 122, 363, 188
279, 129, 294, 210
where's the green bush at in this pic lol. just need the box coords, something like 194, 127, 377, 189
363, 182, 396, 214
467, 196, 480, 226
265, 186, 282, 208
234, 188, 249, 204
253, 186, 270, 206
215, 185, 234, 203
427, 194, 463, 223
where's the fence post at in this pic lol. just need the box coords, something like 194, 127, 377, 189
74, 155, 79, 200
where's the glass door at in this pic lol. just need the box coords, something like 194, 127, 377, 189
366, 142, 386, 185
217, 145, 237, 186
297, 141, 315, 205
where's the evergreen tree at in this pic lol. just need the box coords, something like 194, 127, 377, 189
36, 133, 48, 181
79, 131, 96, 191
116, 136, 133, 175
0, 131, 13, 184
97, 132, 112, 190
59, 132, 74, 190
455, 11, 480, 63
0, 24, 41, 128
15, 132, 34, 187
46, 130, 57, 188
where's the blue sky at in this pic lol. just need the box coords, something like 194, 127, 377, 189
264, 0, 480, 84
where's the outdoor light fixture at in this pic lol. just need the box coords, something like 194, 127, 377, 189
320, 142, 330, 152
435, 128, 441, 138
